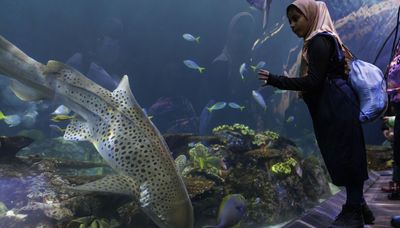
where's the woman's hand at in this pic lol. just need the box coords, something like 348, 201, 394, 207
383, 128, 394, 142
258, 69, 269, 87
383, 116, 396, 128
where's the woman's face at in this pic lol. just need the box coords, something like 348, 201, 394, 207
287, 6, 309, 38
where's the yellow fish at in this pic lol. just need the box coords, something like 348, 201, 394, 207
51, 114, 75, 122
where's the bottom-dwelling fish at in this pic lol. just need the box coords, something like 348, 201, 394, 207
0, 35, 193, 228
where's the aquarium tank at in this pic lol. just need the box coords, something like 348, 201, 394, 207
0, 0, 397, 227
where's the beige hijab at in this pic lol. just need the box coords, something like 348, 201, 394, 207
289, 0, 351, 77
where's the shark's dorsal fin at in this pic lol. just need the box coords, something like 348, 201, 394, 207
10, 80, 47, 101
112, 75, 139, 108
64, 119, 92, 142
113, 75, 130, 94
67, 175, 139, 198
44, 60, 84, 77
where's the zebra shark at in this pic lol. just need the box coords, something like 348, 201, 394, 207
0, 35, 193, 228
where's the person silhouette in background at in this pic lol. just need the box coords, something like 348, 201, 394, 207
258, 0, 374, 226
385, 41, 400, 200
200, 12, 258, 134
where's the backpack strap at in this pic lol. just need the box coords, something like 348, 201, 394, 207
315, 32, 345, 62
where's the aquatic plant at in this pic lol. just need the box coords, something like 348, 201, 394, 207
188, 143, 221, 175
271, 158, 297, 175
67, 216, 119, 228
212, 124, 256, 152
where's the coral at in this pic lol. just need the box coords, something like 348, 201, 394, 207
188, 143, 222, 176
245, 148, 283, 159
175, 154, 188, 175
212, 123, 255, 136
184, 176, 215, 198
271, 158, 297, 175
252, 131, 279, 146
212, 124, 255, 152
264, 131, 280, 141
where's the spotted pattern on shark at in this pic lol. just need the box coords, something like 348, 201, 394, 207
69, 175, 139, 197
44, 61, 192, 227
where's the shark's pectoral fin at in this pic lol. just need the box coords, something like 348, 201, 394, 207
67, 175, 139, 198
10, 80, 48, 101
64, 119, 92, 142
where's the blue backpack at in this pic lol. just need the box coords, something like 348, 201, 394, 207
319, 32, 388, 123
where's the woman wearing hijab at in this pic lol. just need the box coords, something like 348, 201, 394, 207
258, 0, 374, 227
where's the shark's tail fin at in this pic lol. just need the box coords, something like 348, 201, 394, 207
0, 36, 52, 101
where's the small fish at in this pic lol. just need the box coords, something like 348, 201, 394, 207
286, 116, 295, 123
239, 63, 247, 80
51, 114, 75, 122
217, 194, 246, 228
228, 102, 245, 111
49, 124, 66, 133
182, 33, 200, 43
183, 60, 205, 73
250, 61, 266, 72
252, 90, 267, 111
188, 142, 197, 148
51, 105, 71, 116
0, 111, 21, 127
207, 102, 227, 112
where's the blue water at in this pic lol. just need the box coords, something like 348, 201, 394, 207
0, 1, 398, 227
0, 0, 396, 145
